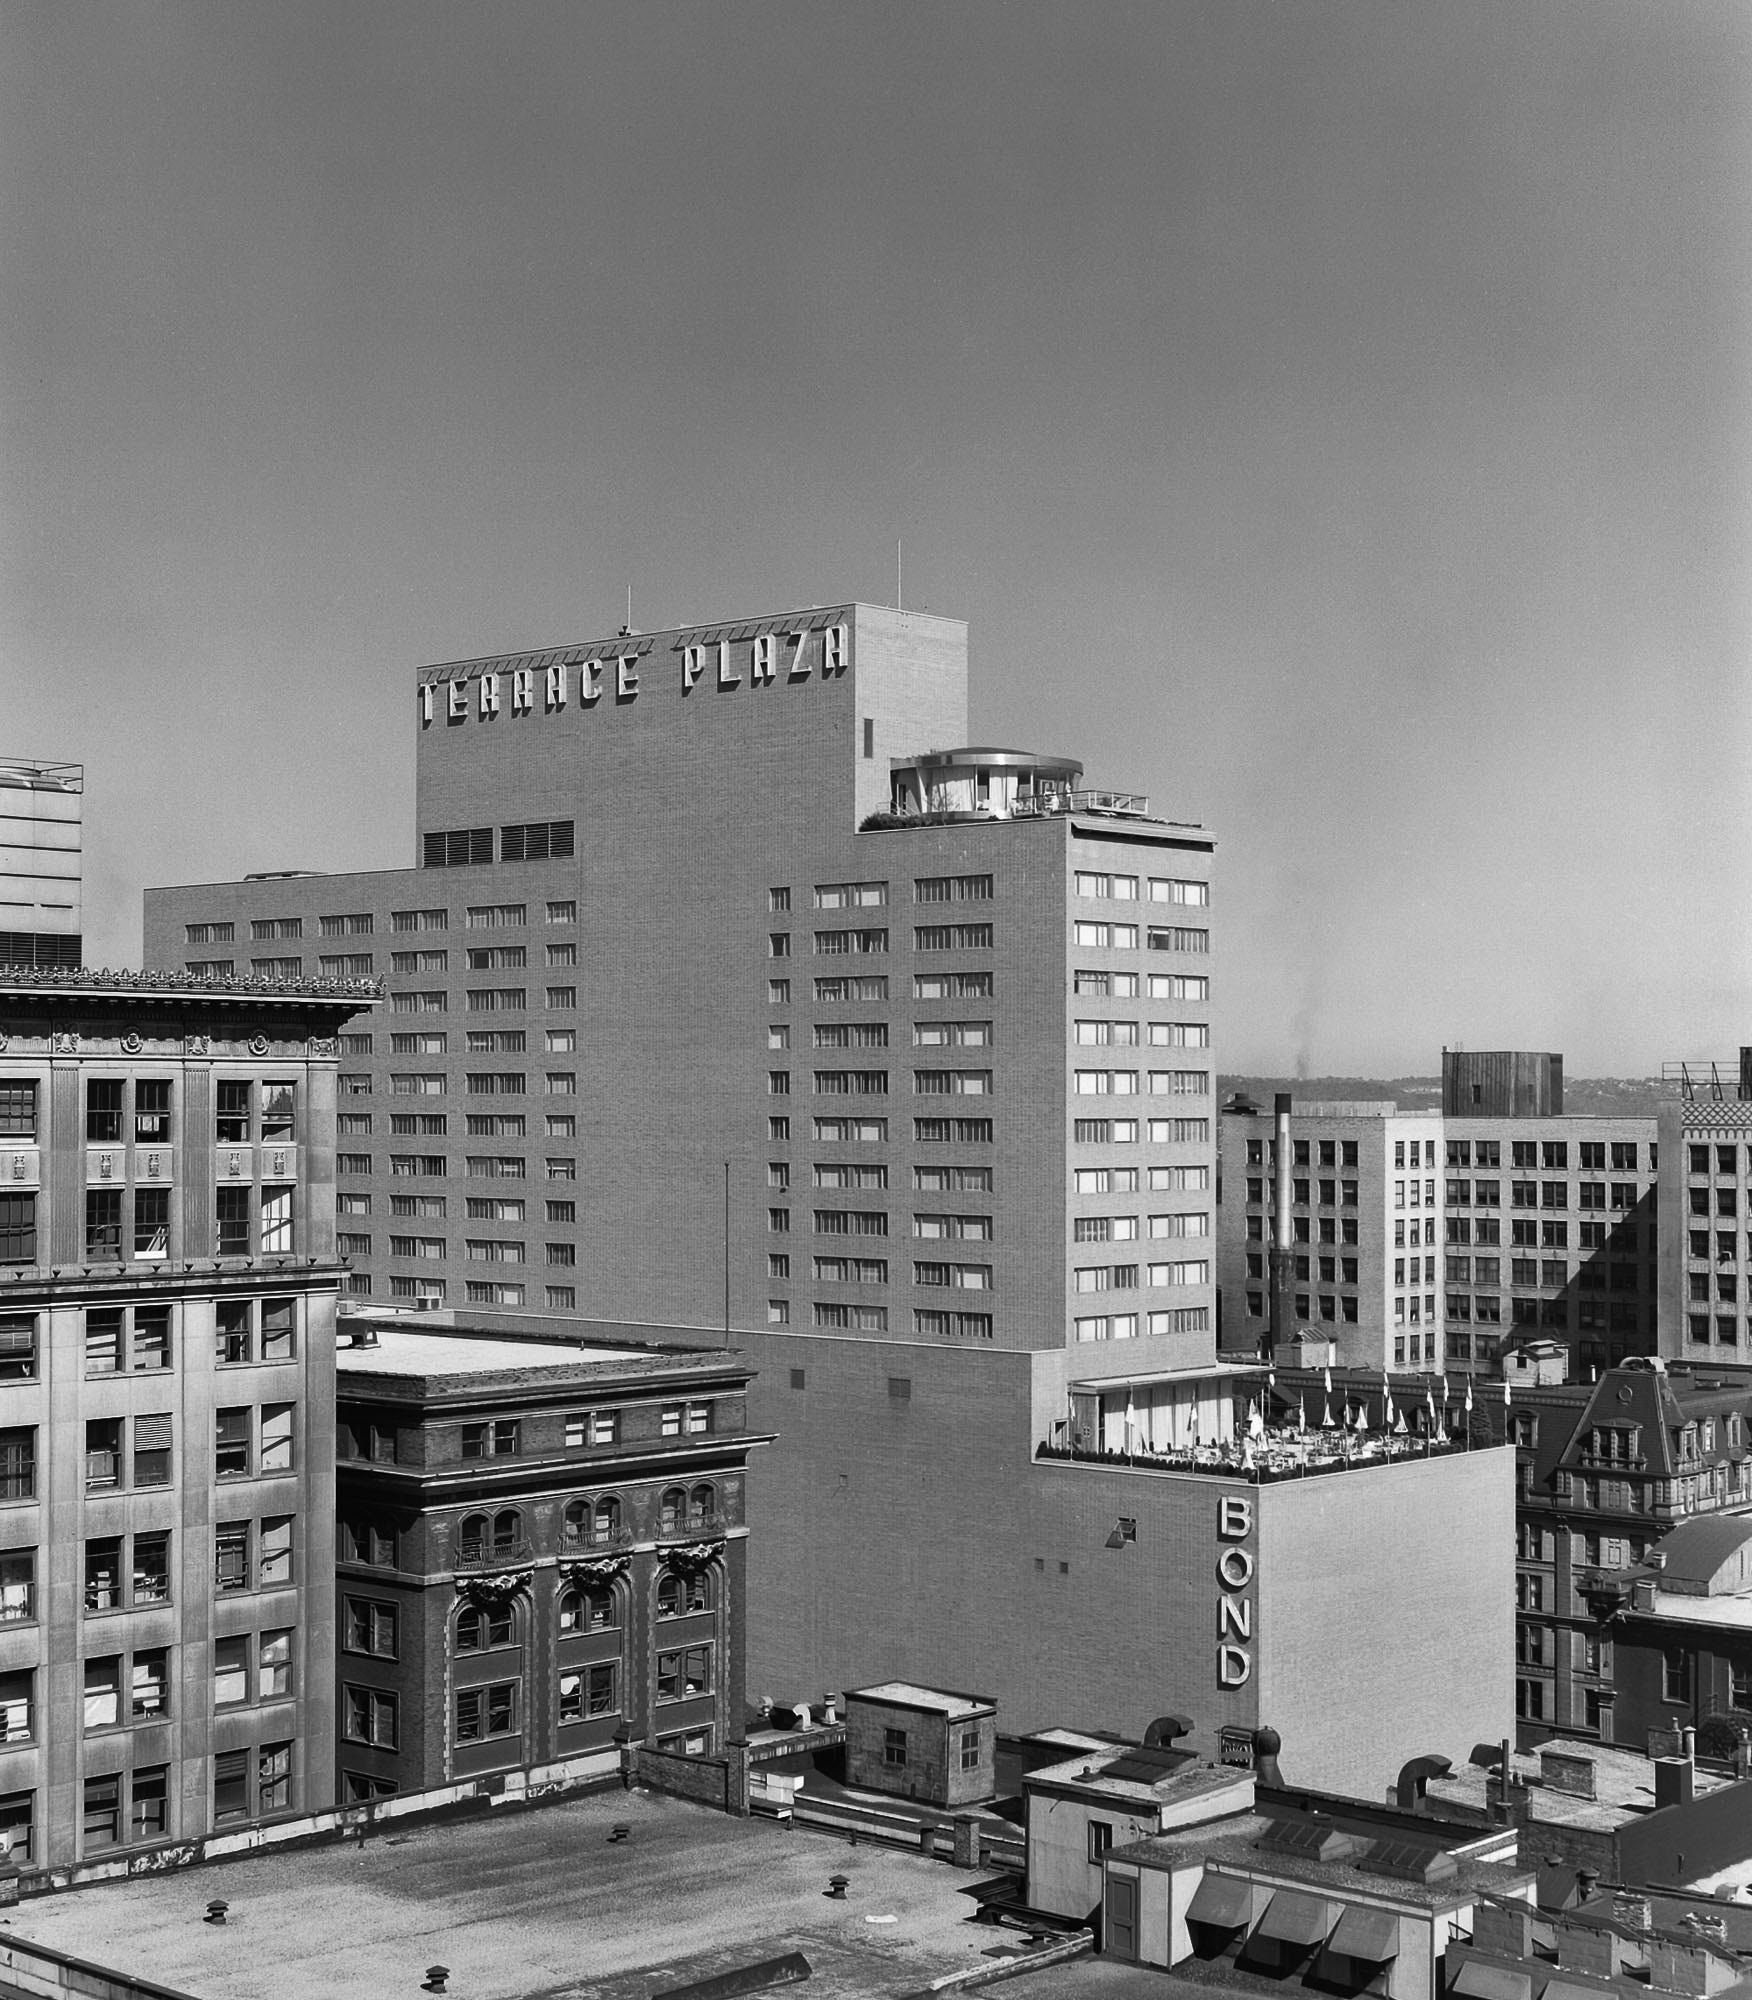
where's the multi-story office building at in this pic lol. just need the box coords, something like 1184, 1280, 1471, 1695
0, 962, 373, 1875
1657, 1090, 1752, 1364
333, 1317, 765, 1799
1443, 1114, 1658, 1374
1219, 1061, 1659, 1377
143, 600, 1513, 1792
145, 607, 1219, 1358
1217, 1099, 1446, 1371
0, 760, 82, 969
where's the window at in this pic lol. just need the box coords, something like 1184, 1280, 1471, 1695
0, 1086, 34, 1144
131, 1648, 169, 1719
0, 1552, 32, 1624
658, 1569, 710, 1618
883, 1726, 908, 1767
456, 1602, 514, 1651
258, 1742, 293, 1816
915, 922, 994, 951
215, 1184, 251, 1257
85, 1536, 122, 1612
134, 1532, 170, 1603
82, 1774, 122, 1850
83, 1655, 121, 1731
455, 1683, 518, 1742
86, 1078, 124, 1144
345, 1598, 398, 1658
260, 1403, 295, 1474
0, 1193, 34, 1266
85, 1187, 123, 1260
215, 1522, 251, 1592
214, 1749, 250, 1824
345, 1686, 399, 1748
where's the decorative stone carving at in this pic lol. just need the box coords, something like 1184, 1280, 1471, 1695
185, 1033, 210, 1057
120, 1030, 143, 1054
249, 1033, 270, 1056
309, 1036, 336, 1058
455, 1568, 533, 1605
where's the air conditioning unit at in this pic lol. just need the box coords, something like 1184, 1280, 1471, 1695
414, 1296, 441, 1312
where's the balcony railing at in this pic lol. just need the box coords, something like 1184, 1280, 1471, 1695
455, 1538, 532, 1571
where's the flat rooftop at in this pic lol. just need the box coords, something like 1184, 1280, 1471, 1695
851, 1683, 993, 1719
1427, 1741, 1730, 1831
339, 1330, 643, 1378
4, 1788, 1022, 2000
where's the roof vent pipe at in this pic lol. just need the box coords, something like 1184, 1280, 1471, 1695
1394, 1754, 1453, 1812
1252, 1726, 1284, 1790
1142, 1715, 1195, 1749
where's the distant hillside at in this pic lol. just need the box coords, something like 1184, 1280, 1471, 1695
1221, 1075, 1672, 1118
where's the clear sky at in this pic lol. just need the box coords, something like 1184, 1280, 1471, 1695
3, 1, 1747, 1074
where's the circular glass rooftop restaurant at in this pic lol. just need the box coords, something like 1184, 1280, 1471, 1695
869, 748, 1153, 828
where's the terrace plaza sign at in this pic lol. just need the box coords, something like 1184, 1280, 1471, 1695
418, 621, 851, 727
1216, 1493, 1254, 1689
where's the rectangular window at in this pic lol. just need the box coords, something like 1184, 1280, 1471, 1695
0, 1552, 33, 1623
455, 1683, 518, 1742
82, 1773, 121, 1849
214, 1522, 250, 1593
213, 1748, 250, 1824
85, 1187, 123, 1261
914, 874, 991, 903
656, 1645, 713, 1702
0, 1194, 34, 1266
345, 1686, 399, 1748
215, 1185, 251, 1257
131, 1765, 168, 1843
914, 923, 994, 950
133, 1531, 170, 1603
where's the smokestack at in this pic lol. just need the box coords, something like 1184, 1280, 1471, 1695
1267, 1093, 1293, 1358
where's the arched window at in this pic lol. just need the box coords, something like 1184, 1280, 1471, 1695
657, 1568, 709, 1619
586, 1581, 615, 1628
458, 1512, 489, 1562
592, 1495, 620, 1545
659, 1486, 686, 1535
492, 1508, 522, 1556
688, 1483, 716, 1532
456, 1602, 512, 1651
562, 1499, 589, 1545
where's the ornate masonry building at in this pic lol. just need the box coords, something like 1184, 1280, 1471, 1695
0, 964, 374, 1874
333, 1319, 765, 1799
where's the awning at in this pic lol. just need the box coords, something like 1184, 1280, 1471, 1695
1255, 1889, 1333, 1948
1328, 1906, 1400, 1962
1185, 1873, 1252, 1930
1451, 1960, 1535, 2000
